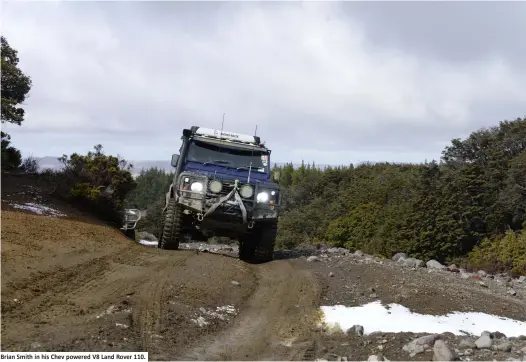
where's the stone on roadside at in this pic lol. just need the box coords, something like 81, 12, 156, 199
307, 256, 320, 262
508, 288, 517, 296
354, 250, 364, 257
327, 247, 348, 255
402, 334, 440, 356
492, 331, 506, 339
346, 324, 364, 337
392, 253, 407, 262
518, 276, 526, 283
477, 270, 488, 278
426, 260, 447, 270
447, 264, 460, 273
328, 272, 335, 277
231, 280, 241, 286
433, 339, 457, 361
413, 259, 425, 267
460, 272, 472, 279
402, 257, 425, 268
459, 339, 476, 349
493, 342, 512, 352
367, 355, 384, 361
475, 334, 493, 349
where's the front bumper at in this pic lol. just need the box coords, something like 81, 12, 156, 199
176, 176, 279, 224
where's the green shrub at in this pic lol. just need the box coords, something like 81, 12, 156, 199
468, 229, 526, 275
56, 144, 137, 226
1, 132, 21, 170
326, 202, 381, 251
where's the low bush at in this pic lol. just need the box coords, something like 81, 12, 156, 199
52, 144, 137, 226
1, 132, 21, 170
20, 156, 39, 173
468, 229, 526, 276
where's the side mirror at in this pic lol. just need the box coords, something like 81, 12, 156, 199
171, 154, 180, 167
272, 171, 281, 182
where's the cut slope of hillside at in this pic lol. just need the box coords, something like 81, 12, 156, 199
0, 173, 323, 359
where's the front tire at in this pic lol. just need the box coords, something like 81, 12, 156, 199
158, 199, 182, 250
239, 221, 277, 263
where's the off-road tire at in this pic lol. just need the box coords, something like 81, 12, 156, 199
158, 199, 182, 250
239, 221, 277, 263
124, 228, 136, 240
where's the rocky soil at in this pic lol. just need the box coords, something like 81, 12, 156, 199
2, 172, 525, 361
164, 242, 526, 361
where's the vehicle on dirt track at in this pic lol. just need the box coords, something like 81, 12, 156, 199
121, 208, 142, 240
158, 126, 281, 263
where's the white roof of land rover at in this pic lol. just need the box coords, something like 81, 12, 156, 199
194, 127, 259, 145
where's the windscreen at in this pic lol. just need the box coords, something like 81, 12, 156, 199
186, 140, 269, 173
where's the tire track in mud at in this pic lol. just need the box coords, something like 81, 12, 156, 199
2, 245, 162, 322
133, 252, 194, 352
174, 260, 323, 361
2, 253, 115, 318
68, 251, 170, 307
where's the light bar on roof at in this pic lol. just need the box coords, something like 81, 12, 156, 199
194, 127, 258, 145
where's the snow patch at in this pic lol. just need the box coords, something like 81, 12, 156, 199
96, 305, 117, 319
320, 301, 526, 337
191, 305, 238, 327
138, 239, 158, 247
11, 202, 67, 217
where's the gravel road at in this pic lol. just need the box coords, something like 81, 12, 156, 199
2, 174, 526, 361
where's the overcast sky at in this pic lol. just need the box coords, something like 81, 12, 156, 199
2, 1, 525, 165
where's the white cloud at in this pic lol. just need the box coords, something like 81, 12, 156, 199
2, 1, 525, 164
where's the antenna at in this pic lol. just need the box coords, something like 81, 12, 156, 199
219, 113, 225, 147
254, 125, 258, 137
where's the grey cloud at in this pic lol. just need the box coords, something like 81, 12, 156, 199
344, 2, 526, 67
3, 1, 525, 165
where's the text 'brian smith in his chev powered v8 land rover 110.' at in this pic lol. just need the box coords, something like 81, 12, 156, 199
158, 126, 282, 263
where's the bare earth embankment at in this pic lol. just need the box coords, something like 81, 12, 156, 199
1, 173, 526, 361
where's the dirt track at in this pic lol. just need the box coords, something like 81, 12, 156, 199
1, 210, 322, 360
2, 174, 526, 361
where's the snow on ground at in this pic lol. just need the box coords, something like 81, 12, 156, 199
11, 202, 67, 217
138, 239, 158, 247
190, 305, 238, 327
320, 301, 526, 337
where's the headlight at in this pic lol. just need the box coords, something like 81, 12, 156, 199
209, 180, 222, 193
240, 184, 254, 198
257, 191, 269, 203
190, 182, 204, 192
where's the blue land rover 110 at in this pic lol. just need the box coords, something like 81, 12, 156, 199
158, 126, 281, 263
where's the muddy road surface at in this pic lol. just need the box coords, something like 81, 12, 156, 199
1, 210, 322, 360
3, 175, 526, 361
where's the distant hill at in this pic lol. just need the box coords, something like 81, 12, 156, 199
34, 156, 333, 178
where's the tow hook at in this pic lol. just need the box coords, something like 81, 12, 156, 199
197, 213, 204, 221
248, 221, 255, 229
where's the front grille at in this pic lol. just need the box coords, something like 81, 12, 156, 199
209, 179, 236, 197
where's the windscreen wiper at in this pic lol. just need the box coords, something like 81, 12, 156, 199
236, 165, 264, 172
